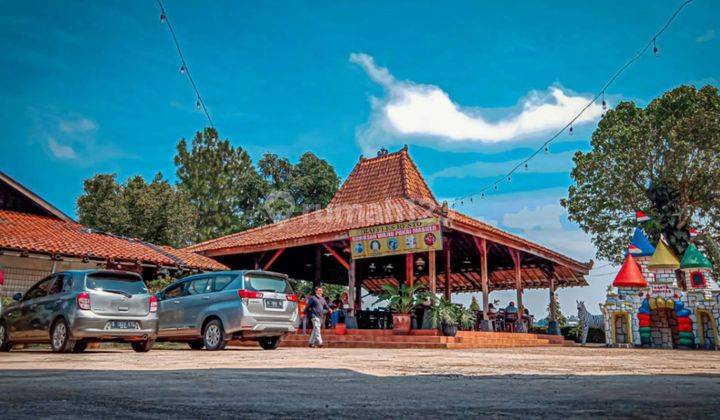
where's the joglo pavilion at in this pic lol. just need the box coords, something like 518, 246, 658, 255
186, 146, 592, 334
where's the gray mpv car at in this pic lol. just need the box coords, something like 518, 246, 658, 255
156, 270, 298, 350
0, 270, 158, 353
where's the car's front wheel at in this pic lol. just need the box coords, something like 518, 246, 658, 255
131, 340, 154, 353
50, 319, 75, 353
203, 319, 226, 351
259, 336, 280, 350
0, 322, 13, 352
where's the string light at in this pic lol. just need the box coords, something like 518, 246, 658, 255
156, 0, 215, 129
448, 0, 693, 206
544, 145, 549, 154
507, 175, 512, 183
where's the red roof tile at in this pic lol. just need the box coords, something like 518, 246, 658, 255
0, 209, 226, 271
186, 147, 591, 273
328, 147, 437, 207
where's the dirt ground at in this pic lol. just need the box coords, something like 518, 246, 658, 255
2, 345, 720, 418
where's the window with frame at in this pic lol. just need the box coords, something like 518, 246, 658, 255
690, 271, 707, 288
187, 278, 211, 295
212, 275, 235, 292
24, 277, 54, 300
163, 282, 185, 299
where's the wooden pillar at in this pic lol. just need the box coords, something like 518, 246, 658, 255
548, 275, 556, 322
444, 246, 451, 300
405, 253, 414, 286
314, 246, 322, 287
510, 249, 523, 313
428, 250, 437, 295
348, 259, 356, 315
479, 238, 489, 319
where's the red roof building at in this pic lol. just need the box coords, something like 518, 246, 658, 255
0, 171, 226, 295
187, 147, 592, 321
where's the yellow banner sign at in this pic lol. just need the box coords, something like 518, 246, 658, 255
349, 218, 443, 259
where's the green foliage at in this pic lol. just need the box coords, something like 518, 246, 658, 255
562, 326, 605, 344
374, 283, 430, 314
457, 306, 477, 330
427, 297, 465, 328
77, 173, 198, 248
469, 296, 481, 312
562, 85, 720, 263
145, 276, 175, 293
175, 128, 267, 242
698, 232, 720, 280
547, 293, 568, 328
258, 152, 340, 222
290, 279, 346, 299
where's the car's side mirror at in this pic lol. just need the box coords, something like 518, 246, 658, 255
156, 292, 164, 301
12, 292, 22, 302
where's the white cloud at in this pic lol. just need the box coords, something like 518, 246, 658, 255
350, 53, 603, 152
59, 117, 98, 133
47, 137, 77, 159
696, 28, 716, 43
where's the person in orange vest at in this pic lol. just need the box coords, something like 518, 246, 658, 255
298, 294, 308, 335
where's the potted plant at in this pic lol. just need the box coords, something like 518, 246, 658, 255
428, 298, 460, 336
457, 307, 477, 331
374, 283, 429, 334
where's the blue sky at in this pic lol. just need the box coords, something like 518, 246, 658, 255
1, 0, 717, 315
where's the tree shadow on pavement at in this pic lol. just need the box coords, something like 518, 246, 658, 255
1, 368, 718, 419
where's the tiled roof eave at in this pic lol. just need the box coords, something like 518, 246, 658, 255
445, 212, 593, 273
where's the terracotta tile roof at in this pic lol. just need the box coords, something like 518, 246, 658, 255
0, 209, 226, 271
186, 147, 591, 273
328, 146, 437, 207
186, 198, 435, 254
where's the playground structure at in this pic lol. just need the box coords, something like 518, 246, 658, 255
601, 228, 720, 349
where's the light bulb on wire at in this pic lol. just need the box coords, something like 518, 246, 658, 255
179, 64, 186, 74
544, 145, 549, 154
653, 38, 659, 56
160, 12, 166, 23
196, 98, 202, 110
569, 125, 574, 136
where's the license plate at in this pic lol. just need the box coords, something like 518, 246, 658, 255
264, 299, 283, 309
105, 320, 140, 330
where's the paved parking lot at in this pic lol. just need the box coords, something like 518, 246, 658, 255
2, 346, 720, 418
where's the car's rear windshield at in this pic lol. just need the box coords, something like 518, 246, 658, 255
244, 275, 293, 294
85, 272, 148, 295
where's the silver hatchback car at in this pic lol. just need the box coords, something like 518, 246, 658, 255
156, 270, 298, 350
0, 270, 158, 353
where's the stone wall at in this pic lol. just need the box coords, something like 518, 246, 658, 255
650, 309, 677, 349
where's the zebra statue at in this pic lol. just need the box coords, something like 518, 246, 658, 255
577, 301, 604, 345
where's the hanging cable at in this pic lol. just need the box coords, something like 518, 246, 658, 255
450, 0, 693, 204
156, 0, 215, 129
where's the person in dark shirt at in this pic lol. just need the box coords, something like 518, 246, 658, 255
306, 286, 331, 348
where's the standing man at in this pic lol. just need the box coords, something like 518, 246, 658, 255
306, 285, 331, 348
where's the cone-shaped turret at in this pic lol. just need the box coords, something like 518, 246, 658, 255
648, 240, 680, 269
627, 228, 655, 257
680, 243, 713, 269
613, 253, 649, 288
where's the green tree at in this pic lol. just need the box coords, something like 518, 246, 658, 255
77, 173, 198, 248
562, 85, 720, 263
258, 151, 340, 222
547, 293, 567, 328
76, 174, 127, 232
174, 127, 267, 242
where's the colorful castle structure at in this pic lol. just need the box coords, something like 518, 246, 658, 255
601, 228, 720, 349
